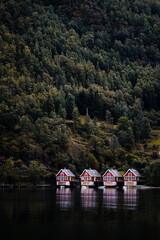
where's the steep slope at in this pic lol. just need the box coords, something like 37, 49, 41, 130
0, 0, 160, 184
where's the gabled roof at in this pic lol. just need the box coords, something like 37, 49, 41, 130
80, 169, 101, 177
123, 168, 141, 177
102, 169, 122, 177
56, 169, 75, 177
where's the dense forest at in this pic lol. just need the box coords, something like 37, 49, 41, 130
0, 0, 160, 186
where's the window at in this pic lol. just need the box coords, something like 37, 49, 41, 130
125, 175, 136, 181
83, 177, 91, 181
104, 176, 114, 181
109, 177, 114, 181
57, 176, 68, 181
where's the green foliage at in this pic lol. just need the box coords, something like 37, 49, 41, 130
72, 107, 81, 130
0, 158, 19, 184
141, 117, 151, 139
26, 161, 49, 185
87, 153, 100, 170
118, 116, 130, 131
117, 117, 135, 150
0, 0, 160, 185
144, 160, 160, 186
109, 135, 120, 151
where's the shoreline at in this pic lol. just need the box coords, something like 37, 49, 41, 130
0, 183, 54, 189
0, 183, 160, 189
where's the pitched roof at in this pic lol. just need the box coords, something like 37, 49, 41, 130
56, 169, 75, 177
80, 169, 101, 177
123, 168, 141, 177
102, 169, 122, 177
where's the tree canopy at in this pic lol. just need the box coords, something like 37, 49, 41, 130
0, 0, 160, 185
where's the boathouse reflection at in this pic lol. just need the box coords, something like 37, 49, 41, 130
123, 188, 139, 210
103, 188, 119, 209
81, 188, 97, 209
56, 188, 72, 210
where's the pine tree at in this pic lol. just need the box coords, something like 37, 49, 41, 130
141, 117, 151, 139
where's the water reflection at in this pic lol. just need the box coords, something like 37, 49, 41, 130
103, 188, 118, 209
123, 188, 139, 210
56, 188, 72, 210
0, 189, 160, 240
81, 187, 97, 209
0, 189, 52, 222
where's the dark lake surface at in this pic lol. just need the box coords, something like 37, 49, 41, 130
0, 187, 160, 240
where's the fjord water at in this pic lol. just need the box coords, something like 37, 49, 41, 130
0, 188, 160, 240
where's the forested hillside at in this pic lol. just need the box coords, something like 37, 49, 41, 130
1, 0, 160, 185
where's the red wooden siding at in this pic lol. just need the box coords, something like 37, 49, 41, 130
56, 171, 68, 181
103, 172, 115, 182
124, 170, 137, 182
81, 172, 92, 182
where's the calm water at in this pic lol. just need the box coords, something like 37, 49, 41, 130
0, 187, 160, 240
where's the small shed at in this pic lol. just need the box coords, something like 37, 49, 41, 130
80, 168, 101, 187
56, 168, 75, 187
103, 169, 122, 187
123, 169, 141, 186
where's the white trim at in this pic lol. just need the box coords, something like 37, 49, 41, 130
56, 169, 75, 177
80, 169, 91, 177
103, 169, 115, 177
124, 176, 136, 181
57, 176, 68, 181
56, 169, 63, 177
80, 169, 97, 177
102, 169, 122, 177
81, 176, 91, 181
103, 176, 115, 181
123, 169, 137, 177
103, 169, 111, 177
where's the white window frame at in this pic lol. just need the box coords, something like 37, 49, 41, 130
83, 176, 91, 181
124, 175, 136, 181
57, 176, 68, 181
104, 176, 114, 182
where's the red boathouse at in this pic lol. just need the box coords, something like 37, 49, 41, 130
80, 168, 101, 187
56, 168, 75, 187
123, 169, 141, 186
103, 169, 122, 187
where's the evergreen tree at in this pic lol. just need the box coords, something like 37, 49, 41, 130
72, 107, 81, 130
109, 135, 120, 151
141, 117, 151, 139
65, 93, 75, 119
58, 104, 67, 119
